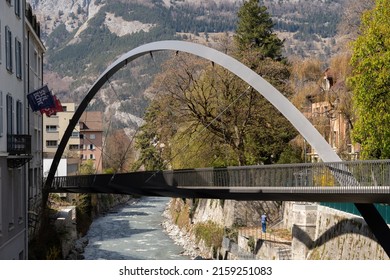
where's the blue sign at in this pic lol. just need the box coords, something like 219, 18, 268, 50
27, 85, 55, 112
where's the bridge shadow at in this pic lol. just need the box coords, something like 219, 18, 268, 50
292, 218, 379, 250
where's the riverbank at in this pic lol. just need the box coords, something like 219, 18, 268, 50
161, 202, 200, 259
161, 199, 215, 260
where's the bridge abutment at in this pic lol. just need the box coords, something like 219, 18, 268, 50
291, 204, 318, 259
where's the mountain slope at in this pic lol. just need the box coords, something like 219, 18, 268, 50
29, 0, 346, 131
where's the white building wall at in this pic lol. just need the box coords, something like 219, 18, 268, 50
25, 2, 46, 246
0, 0, 28, 260
43, 158, 67, 178
0, 0, 45, 259
0, 0, 25, 152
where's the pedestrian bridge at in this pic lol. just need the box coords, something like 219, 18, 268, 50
45, 40, 390, 257
49, 159, 390, 203
49, 159, 390, 258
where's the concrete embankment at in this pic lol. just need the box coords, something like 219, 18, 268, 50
165, 198, 390, 260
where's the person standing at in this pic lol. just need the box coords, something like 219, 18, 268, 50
261, 213, 267, 233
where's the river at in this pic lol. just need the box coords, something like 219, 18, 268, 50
82, 196, 191, 260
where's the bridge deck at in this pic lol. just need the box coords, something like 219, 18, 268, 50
52, 184, 390, 203
49, 160, 390, 203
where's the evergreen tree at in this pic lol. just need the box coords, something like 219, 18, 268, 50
349, 0, 390, 159
234, 0, 284, 61
133, 102, 167, 171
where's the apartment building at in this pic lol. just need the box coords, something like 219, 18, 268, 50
43, 103, 81, 175
43, 103, 103, 174
25, 2, 45, 243
306, 70, 360, 161
79, 111, 103, 173
0, 0, 45, 259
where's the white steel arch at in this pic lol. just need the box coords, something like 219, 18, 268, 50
47, 40, 342, 187
45, 41, 390, 257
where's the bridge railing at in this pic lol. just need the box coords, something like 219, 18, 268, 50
50, 159, 390, 190
51, 174, 106, 190
164, 159, 390, 188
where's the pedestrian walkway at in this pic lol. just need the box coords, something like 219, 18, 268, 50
238, 226, 292, 260
239, 226, 292, 243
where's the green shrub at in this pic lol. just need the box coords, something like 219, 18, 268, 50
194, 221, 224, 250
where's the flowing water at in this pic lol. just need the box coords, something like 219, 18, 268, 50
82, 196, 190, 260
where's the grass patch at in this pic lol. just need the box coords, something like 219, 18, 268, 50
193, 221, 224, 250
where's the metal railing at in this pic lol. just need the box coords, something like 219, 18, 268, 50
7, 134, 32, 155
165, 159, 390, 188
50, 160, 390, 191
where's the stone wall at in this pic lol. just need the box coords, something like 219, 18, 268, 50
54, 206, 77, 258
284, 202, 389, 260
192, 199, 283, 227
291, 204, 318, 259
308, 205, 389, 260
169, 198, 390, 260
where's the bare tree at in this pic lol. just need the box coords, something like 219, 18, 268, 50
104, 129, 136, 173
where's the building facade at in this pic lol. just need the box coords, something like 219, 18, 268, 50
43, 103, 81, 175
306, 70, 360, 162
43, 103, 103, 175
25, 2, 45, 242
0, 0, 44, 259
79, 111, 103, 173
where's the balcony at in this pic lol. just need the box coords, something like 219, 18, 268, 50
7, 134, 33, 168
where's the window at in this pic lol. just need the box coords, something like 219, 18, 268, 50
71, 131, 79, 138
6, 94, 13, 135
15, 38, 22, 79
0, 166, 2, 233
347, 144, 353, 154
38, 55, 42, 78
15, 0, 21, 18
16, 100, 22, 134
69, 144, 79, 150
32, 50, 37, 73
5, 26, 12, 72
0, 20, 2, 64
89, 144, 95, 150
0, 91, 3, 137
323, 106, 328, 114
89, 134, 96, 140
89, 154, 95, 160
46, 140, 58, 147
46, 125, 57, 132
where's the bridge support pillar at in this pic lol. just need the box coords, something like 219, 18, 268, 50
291, 204, 318, 260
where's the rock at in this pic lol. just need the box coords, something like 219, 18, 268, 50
161, 201, 209, 259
